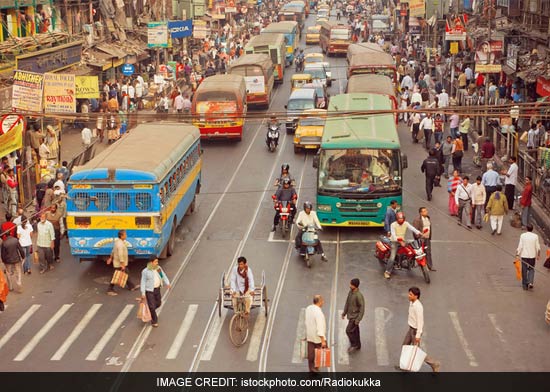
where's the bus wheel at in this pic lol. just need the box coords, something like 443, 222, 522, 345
167, 219, 177, 257
185, 195, 196, 216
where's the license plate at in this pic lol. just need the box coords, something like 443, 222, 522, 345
347, 221, 371, 226
305, 145, 318, 149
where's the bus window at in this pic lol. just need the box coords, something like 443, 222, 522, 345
114, 192, 131, 211
95, 192, 110, 211
136, 192, 152, 211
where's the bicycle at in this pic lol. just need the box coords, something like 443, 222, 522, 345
229, 295, 250, 346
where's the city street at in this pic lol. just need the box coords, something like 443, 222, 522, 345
1, 13, 550, 375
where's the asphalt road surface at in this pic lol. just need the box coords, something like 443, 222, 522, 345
1, 12, 550, 374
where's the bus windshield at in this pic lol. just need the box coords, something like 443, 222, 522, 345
318, 148, 401, 193
331, 29, 350, 40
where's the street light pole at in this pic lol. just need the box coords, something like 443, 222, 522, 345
483, 0, 494, 134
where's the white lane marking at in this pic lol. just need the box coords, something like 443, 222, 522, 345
328, 230, 340, 373
449, 311, 478, 367
123, 120, 267, 374
267, 231, 275, 242
246, 313, 267, 362
337, 309, 349, 365
374, 307, 392, 366
51, 304, 102, 361
86, 304, 134, 361
0, 304, 41, 351
14, 304, 73, 361
258, 155, 309, 372
188, 121, 290, 372
200, 308, 227, 361
291, 308, 306, 364
487, 314, 508, 346
166, 304, 199, 360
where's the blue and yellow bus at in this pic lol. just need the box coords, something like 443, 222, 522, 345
66, 123, 202, 261
261, 21, 299, 66
315, 93, 408, 227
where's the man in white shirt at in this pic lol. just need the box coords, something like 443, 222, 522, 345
81, 127, 92, 147
173, 92, 184, 113
401, 74, 413, 92
385, 212, 424, 279
230, 256, 255, 314
437, 89, 449, 108
471, 176, 486, 229
419, 113, 434, 150
400, 287, 440, 372
182, 95, 192, 114
305, 295, 327, 373
411, 90, 422, 106
295, 202, 327, 261
455, 175, 473, 229
502, 156, 518, 210
516, 224, 540, 290
128, 83, 136, 103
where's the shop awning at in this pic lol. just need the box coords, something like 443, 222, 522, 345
96, 43, 127, 59
83, 49, 115, 71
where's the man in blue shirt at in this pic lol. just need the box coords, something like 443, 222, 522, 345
384, 200, 399, 237
481, 162, 500, 207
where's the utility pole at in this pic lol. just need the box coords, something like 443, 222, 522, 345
482, 0, 494, 134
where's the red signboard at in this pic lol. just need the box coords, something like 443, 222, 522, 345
536, 76, 550, 97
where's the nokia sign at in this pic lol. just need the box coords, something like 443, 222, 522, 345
168, 20, 193, 38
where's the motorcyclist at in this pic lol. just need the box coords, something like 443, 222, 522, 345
271, 178, 297, 231
274, 163, 296, 188
295, 201, 328, 261
383, 212, 426, 279
295, 49, 305, 71
266, 116, 280, 148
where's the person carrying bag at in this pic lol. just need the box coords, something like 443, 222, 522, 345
140, 258, 171, 327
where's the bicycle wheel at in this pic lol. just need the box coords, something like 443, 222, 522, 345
229, 314, 249, 347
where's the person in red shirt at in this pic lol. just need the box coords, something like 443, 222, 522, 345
480, 137, 496, 172
1, 213, 16, 241
520, 176, 533, 228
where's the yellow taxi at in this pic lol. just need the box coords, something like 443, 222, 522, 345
293, 109, 327, 153
291, 73, 313, 92
304, 53, 332, 86
305, 25, 321, 45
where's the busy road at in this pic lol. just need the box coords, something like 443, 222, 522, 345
1, 10, 550, 375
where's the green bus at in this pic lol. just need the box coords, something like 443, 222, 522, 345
314, 93, 408, 227
244, 33, 286, 83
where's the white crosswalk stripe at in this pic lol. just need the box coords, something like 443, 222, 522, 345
246, 312, 266, 362
85, 304, 134, 361
0, 304, 41, 351
337, 309, 349, 365
14, 304, 73, 361
374, 307, 392, 366
200, 308, 227, 361
291, 308, 306, 364
449, 311, 478, 367
51, 304, 103, 361
166, 304, 199, 360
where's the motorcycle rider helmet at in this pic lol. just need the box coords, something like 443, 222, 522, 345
303, 201, 312, 211
282, 178, 291, 187
281, 163, 290, 174
396, 212, 405, 224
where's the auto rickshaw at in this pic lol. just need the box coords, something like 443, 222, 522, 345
291, 74, 313, 92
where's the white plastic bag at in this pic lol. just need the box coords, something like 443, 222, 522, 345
399, 345, 427, 372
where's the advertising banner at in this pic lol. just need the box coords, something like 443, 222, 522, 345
536, 77, 550, 97
75, 76, 100, 99
408, 0, 425, 17
168, 20, 193, 38
475, 40, 503, 73
193, 20, 209, 39
0, 114, 25, 157
244, 76, 266, 94
12, 70, 44, 112
148, 22, 168, 48
43, 73, 76, 113
445, 15, 467, 41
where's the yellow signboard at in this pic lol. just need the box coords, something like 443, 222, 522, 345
43, 73, 76, 113
409, 0, 425, 17
0, 119, 23, 157
75, 76, 100, 99
475, 64, 502, 73
450, 42, 459, 54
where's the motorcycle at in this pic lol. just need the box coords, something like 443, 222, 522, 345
374, 235, 431, 283
273, 198, 293, 238
266, 124, 280, 152
299, 225, 320, 268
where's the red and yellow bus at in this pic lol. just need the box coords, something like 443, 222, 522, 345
318, 21, 352, 56
192, 74, 247, 141
229, 53, 275, 109
346, 43, 398, 88
346, 74, 399, 123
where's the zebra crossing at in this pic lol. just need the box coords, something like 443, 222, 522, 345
0, 301, 532, 370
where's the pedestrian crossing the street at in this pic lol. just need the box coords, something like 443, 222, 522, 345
0, 302, 538, 370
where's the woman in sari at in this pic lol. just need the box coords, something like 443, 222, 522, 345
447, 169, 462, 216
0, 268, 8, 311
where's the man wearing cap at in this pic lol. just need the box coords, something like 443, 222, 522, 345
341, 278, 365, 353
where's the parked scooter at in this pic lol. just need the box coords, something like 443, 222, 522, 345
374, 235, 431, 283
